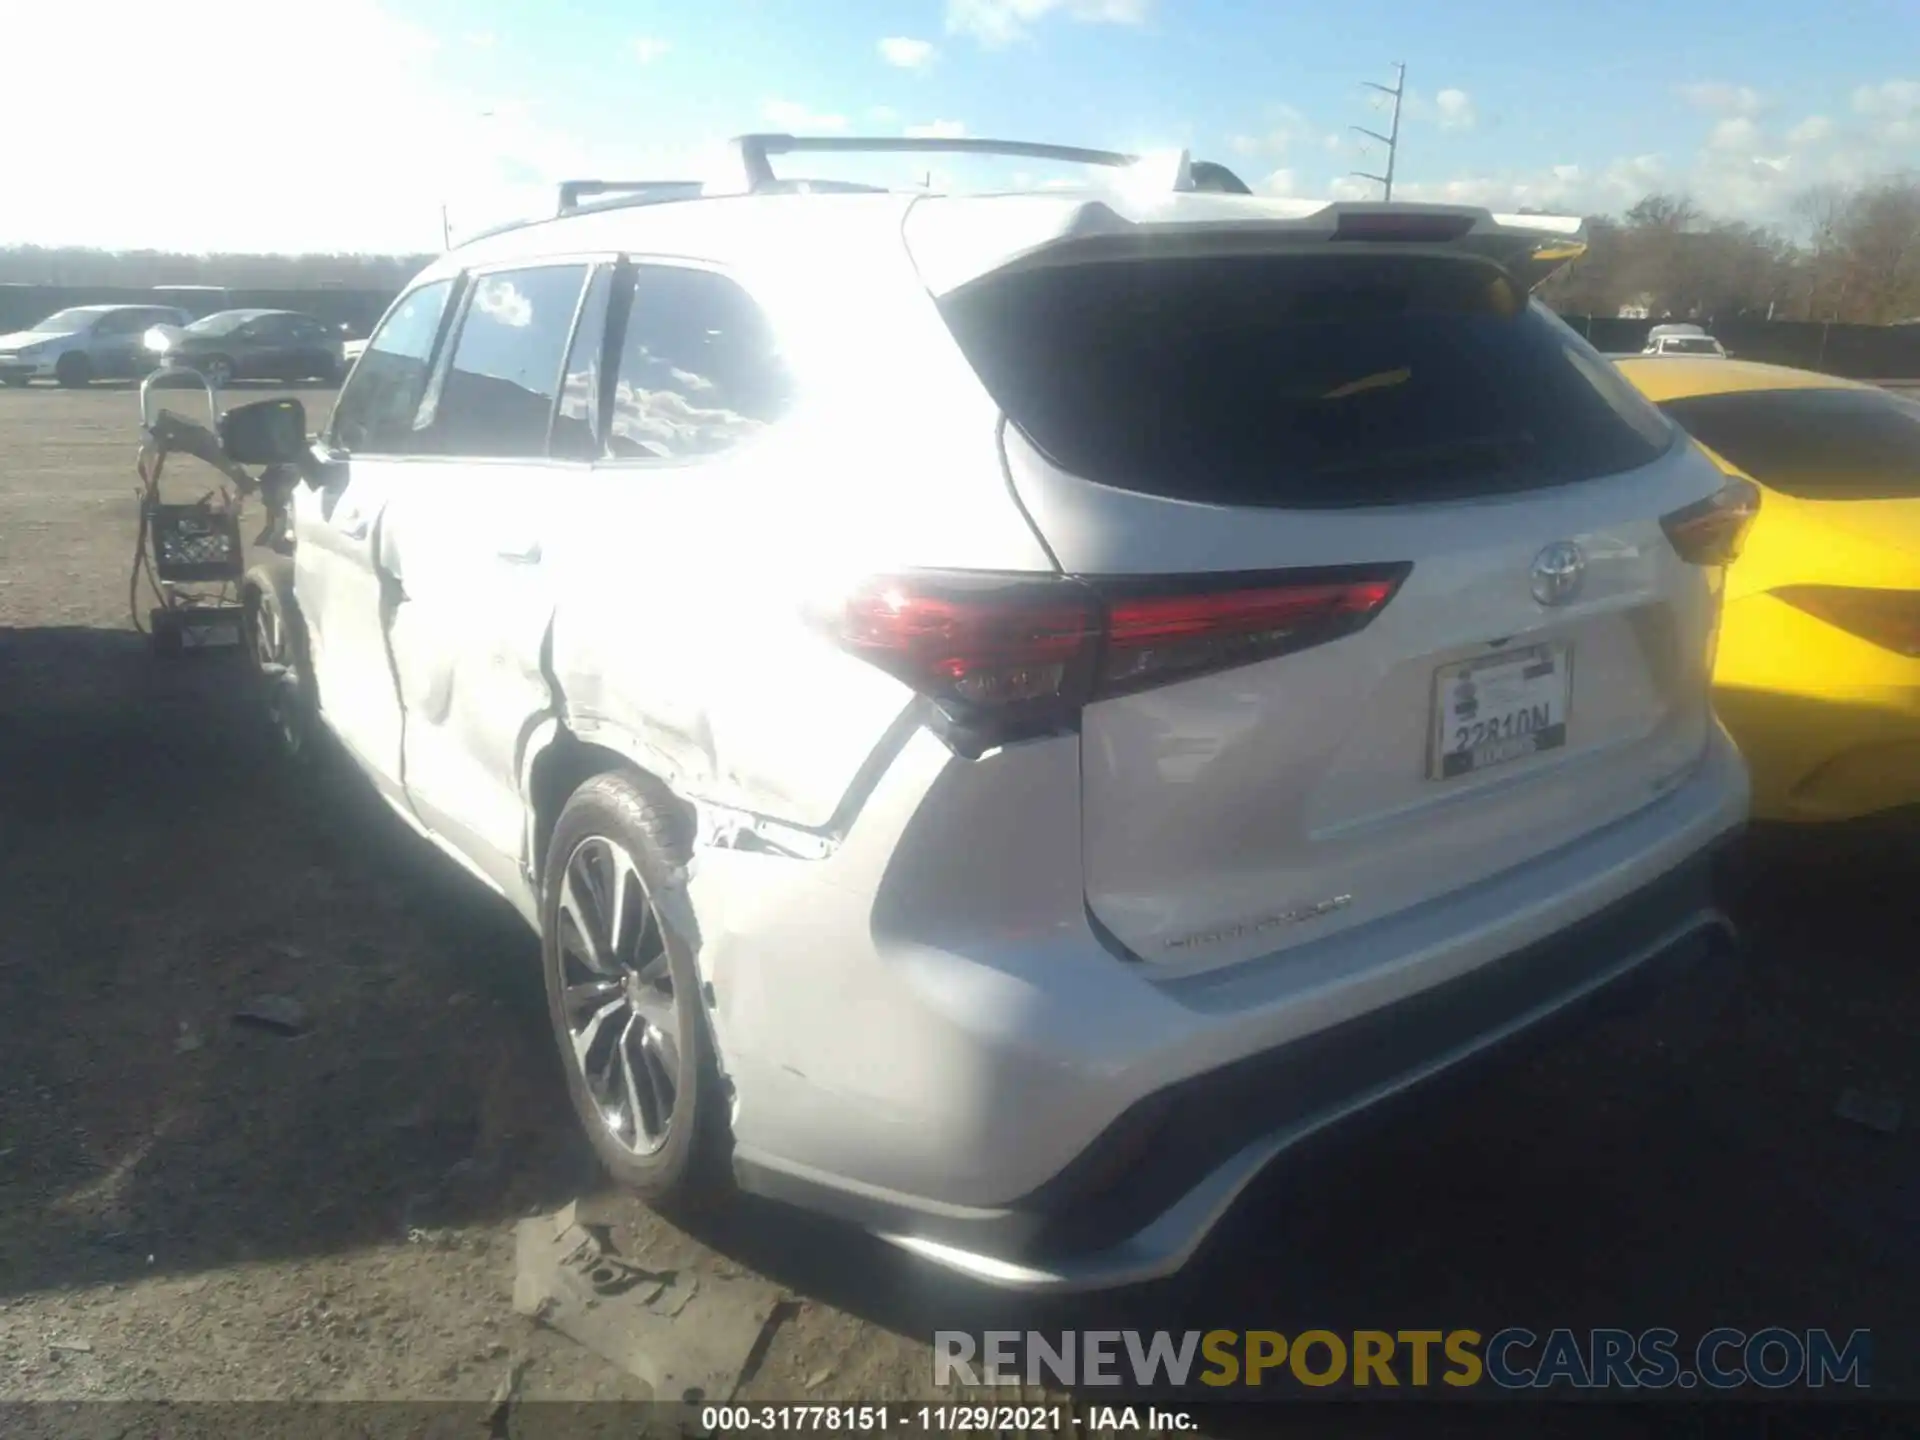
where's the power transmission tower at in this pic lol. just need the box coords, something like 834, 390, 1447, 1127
1351, 62, 1406, 201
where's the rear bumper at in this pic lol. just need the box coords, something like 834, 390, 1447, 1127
869, 856, 1738, 1289
708, 721, 1748, 1291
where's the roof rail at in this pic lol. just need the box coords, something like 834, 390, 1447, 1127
548, 137, 1256, 221
556, 179, 707, 216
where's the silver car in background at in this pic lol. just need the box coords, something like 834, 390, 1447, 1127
0, 304, 191, 387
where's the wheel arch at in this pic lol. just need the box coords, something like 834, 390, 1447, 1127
523, 722, 698, 900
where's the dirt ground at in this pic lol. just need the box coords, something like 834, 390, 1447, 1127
1, 382, 1917, 1422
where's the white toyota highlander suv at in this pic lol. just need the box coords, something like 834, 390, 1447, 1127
232, 136, 1753, 1291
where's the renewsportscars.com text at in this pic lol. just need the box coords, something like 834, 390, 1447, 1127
934, 1328, 1872, 1391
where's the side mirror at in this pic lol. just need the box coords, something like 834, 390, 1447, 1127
220, 396, 308, 465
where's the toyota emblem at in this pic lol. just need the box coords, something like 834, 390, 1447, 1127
1530, 541, 1586, 607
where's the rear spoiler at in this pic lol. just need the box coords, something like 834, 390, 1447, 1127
904, 198, 1590, 297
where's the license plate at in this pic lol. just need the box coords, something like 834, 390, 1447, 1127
1429, 643, 1571, 780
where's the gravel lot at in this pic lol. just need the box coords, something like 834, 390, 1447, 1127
0, 382, 1916, 1418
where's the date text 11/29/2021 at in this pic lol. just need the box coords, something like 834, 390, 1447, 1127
701, 1406, 1194, 1433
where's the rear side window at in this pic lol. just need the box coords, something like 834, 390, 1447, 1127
427, 265, 588, 459
938, 253, 1674, 508
1660, 386, 1920, 500
330, 280, 455, 454
605, 265, 792, 460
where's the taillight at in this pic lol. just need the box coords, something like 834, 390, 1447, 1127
1773, 586, 1920, 657
834, 566, 1410, 754
1661, 478, 1761, 565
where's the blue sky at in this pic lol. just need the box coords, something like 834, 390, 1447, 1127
5, 0, 1917, 252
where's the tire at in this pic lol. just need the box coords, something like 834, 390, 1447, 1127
0, 376, 28, 388
243, 562, 320, 765
541, 771, 731, 1202
203, 356, 234, 389
312, 355, 342, 386
54, 352, 93, 388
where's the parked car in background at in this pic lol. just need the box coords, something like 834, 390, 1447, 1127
0, 304, 191, 387
146, 308, 347, 387
342, 335, 369, 367
1644, 333, 1728, 358
1619, 355, 1920, 821
233, 138, 1752, 1291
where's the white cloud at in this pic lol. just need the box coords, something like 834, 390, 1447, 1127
1392, 157, 1635, 215
762, 98, 850, 133
1394, 88, 1476, 130
1434, 88, 1477, 130
1853, 79, 1920, 143
1259, 168, 1299, 197
473, 275, 533, 328
465, 30, 497, 49
1677, 81, 1767, 117
905, 119, 969, 139
1709, 116, 1761, 152
879, 36, 936, 68
1788, 115, 1836, 145
632, 36, 670, 64
1228, 105, 1337, 159
946, 0, 1151, 47
1853, 79, 1920, 119
1329, 176, 1378, 201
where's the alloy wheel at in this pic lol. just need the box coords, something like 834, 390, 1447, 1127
556, 834, 681, 1155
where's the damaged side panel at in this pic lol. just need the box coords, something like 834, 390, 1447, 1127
542, 461, 931, 840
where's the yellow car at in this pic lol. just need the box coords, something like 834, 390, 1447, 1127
1616, 356, 1920, 822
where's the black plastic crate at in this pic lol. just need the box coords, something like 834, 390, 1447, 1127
150, 503, 244, 582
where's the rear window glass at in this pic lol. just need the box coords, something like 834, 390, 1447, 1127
1659, 386, 1920, 500
938, 253, 1674, 508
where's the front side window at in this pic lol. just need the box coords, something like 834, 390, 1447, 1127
329, 280, 456, 455
425, 265, 588, 459
606, 265, 793, 460
1660, 386, 1920, 500
31, 308, 106, 333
